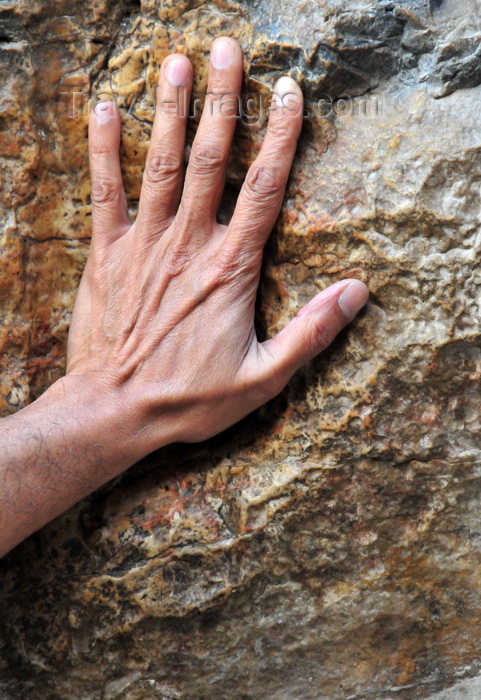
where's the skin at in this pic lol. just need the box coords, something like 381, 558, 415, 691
0, 38, 368, 558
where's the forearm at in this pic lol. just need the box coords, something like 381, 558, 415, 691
0, 375, 155, 557
0, 38, 369, 558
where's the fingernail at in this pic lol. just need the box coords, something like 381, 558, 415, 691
94, 100, 115, 124
272, 76, 302, 114
274, 76, 299, 98
338, 280, 369, 319
211, 38, 236, 69
165, 57, 190, 86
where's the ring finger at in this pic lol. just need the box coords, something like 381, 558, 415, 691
136, 53, 193, 236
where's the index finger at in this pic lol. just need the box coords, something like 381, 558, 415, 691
225, 76, 303, 253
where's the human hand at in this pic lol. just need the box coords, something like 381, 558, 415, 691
67, 37, 369, 457
0, 37, 369, 555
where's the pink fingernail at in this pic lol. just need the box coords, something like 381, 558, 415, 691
211, 38, 236, 69
94, 100, 115, 124
165, 57, 190, 86
274, 76, 299, 98
273, 76, 302, 115
338, 280, 369, 319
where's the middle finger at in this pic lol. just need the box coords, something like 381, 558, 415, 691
178, 37, 242, 236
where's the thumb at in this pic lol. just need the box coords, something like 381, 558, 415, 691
260, 278, 369, 388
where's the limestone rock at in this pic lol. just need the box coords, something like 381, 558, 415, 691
1, 0, 481, 698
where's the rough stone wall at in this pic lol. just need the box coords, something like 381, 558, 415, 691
1, 0, 481, 698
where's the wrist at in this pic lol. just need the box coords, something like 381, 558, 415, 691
38, 371, 173, 476
0, 371, 172, 556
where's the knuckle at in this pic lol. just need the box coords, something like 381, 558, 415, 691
162, 243, 191, 277
144, 151, 182, 187
158, 99, 183, 119
214, 258, 238, 284
212, 244, 260, 284
205, 91, 239, 112
91, 177, 122, 206
212, 245, 238, 279
90, 143, 112, 157
243, 164, 282, 202
310, 318, 333, 353
259, 368, 286, 401
188, 141, 225, 176
268, 114, 294, 141
234, 361, 285, 405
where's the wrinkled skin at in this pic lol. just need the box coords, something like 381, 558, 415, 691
0, 38, 367, 556
67, 37, 368, 450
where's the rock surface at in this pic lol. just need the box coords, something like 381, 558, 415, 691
1, 0, 481, 698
